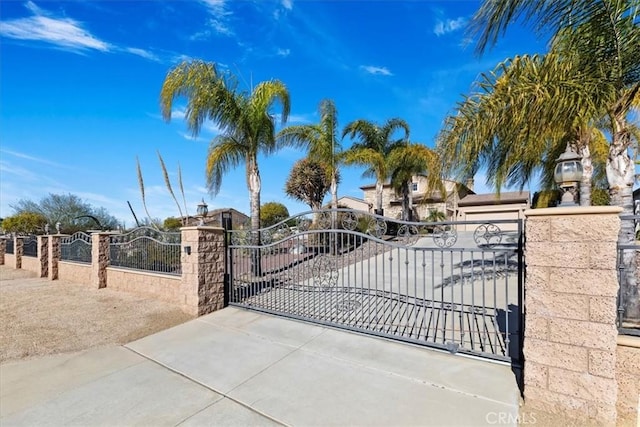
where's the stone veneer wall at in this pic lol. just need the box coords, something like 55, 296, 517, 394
616, 335, 640, 426
20, 256, 40, 274
0, 239, 5, 265
524, 206, 621, 425
180, 226, 225, 316
106, 267, 181, 304
58, 261, 92, 285
4, 254, 16, 268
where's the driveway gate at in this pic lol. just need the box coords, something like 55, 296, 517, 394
225, 209, 524, 366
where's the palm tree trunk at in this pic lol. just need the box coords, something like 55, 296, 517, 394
375, 181, 384, 216
249, 162, 262, 277
331, 174, 338, 210
578, 144, 592, 207
607, 123, 639, 324
401, 181, 411, 221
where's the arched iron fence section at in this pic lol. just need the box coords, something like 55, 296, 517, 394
109, 227, 181, 275
5, 238, 14, 254
226, 208, 524, 365
61, 232, 92, 264
617, 215, 640, 336
22, 235, 38, 257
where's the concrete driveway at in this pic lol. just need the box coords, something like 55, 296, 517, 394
1, 307, 521, 426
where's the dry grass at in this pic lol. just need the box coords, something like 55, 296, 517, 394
0, 265, 194, 363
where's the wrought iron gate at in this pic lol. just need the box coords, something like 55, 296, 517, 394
225, 209, 524, 366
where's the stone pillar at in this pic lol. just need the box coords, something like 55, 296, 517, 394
91, 233, 111, 289
0, 238, 5, 265
37, 236, 48, 278
180, 226, 226, 316
48, 235, 61, 281
523, 206, 621, 425
14, 236, 23, 269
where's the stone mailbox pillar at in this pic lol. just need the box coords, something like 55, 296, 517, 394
180, 226, 226, 316
523, 206, 622, 425
91, 232, 112, 289
37, 235, 48, 278
48, 235, 62, 281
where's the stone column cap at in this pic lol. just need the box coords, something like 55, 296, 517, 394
525, 206, 623, 217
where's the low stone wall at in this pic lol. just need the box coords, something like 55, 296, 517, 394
20, 256, 40, 274
617, 335, 640, 426
4, 254, 16, 268
58, 262, 92, 285
106, 267, 182, 306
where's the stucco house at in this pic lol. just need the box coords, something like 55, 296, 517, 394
359, 175, 475, 221
359, 174, 530, 227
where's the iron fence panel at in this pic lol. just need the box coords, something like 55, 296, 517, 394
22, 235, 38, 257
226, 209, 524, 365
5, 238, 14, 254
61, 232, 92, 264
109, 227, 181, 275
617, 215, 640, 336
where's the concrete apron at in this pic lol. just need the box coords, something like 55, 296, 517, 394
1, 307, 521, 427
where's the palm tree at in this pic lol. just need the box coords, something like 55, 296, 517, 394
160, 59, 290, 237
277, 99, 341, 210
387, 143, 444, 221
437, 52, 611, 206
342, 118, 410, 216
467, 0, 640, 321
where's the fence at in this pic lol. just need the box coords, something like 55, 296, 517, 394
22, 235, 38, 257
109, 227, 182, 275
5, 237, 14, 254
61, 232, 92, 264
617, 214, 640, 336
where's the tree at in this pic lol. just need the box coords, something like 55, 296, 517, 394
285, 159, 332, 212
2, 212, 47, 234
342, 118, 410, 215
466, 0, 640, 322
163, 217, 183, 231
10, 193, 119, 234
277, 99, 342, 210
387, 143, 444, 221
160, 59, 290, 242
260, 202, 289, 227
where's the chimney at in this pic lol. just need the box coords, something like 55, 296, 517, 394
465, 178, 474, 192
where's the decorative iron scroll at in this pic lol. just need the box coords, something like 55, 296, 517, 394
473, 223, 502, 247
367, 217, 387, 238
336, 299, 361, 313
432, 225, 457, 248
397, 225, 420, 245
312, 255, 339, 289
22, 235, 38, 257
109, 227, 180, 244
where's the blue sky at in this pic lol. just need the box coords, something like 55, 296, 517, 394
0, 0, 548, 227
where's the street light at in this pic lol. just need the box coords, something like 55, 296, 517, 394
554, 144, 583, 206
197, 199, 209, 226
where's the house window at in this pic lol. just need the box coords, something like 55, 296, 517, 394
411, 182, 418, 192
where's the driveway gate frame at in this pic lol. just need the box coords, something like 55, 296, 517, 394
224, 209, 524, 368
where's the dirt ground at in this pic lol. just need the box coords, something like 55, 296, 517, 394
0, 265, 194, 363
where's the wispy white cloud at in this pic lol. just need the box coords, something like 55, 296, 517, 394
199, 0, 234, 37
0, 2, 162, 62
360, 65, 393, 76
0, 13, 110, 52
276, 48, 290, 57
433, 17, 467, 36
0, 148, 67, 168
281, 0, 293, 11
124, 47, 160, 62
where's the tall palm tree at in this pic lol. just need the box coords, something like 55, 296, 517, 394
160, 59, 290, 236
387, 143, 444, 221
342, 118, 410, 215
468, 0, 640, 321
437, 53, 611, 205
277, 99, 341, 210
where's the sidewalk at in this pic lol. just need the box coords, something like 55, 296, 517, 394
1, 307, 521, 426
